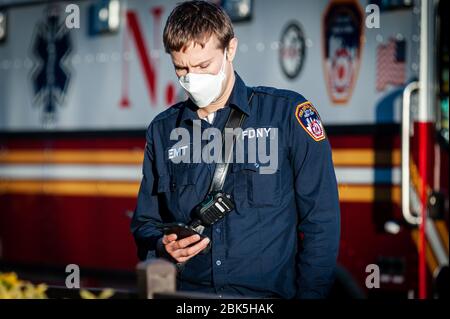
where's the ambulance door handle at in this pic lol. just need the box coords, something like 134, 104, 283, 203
401, 81, 420, 225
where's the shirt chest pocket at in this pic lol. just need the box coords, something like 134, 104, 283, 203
232, 162, 281, 208
156, 163, 202, 222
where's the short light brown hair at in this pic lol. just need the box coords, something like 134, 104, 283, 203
163, 1, 234, 53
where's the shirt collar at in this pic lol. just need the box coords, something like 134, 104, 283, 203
226, 71, 251, 116
180, 71, 250, 124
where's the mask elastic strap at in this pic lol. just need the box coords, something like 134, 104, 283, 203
221, 48, 227, 73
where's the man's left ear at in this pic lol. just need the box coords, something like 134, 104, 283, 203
226, 37, 238, 62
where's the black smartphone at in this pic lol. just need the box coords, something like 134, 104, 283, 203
163, 222, 206, 241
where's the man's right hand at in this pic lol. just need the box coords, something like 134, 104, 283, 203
161, 233, 210, 263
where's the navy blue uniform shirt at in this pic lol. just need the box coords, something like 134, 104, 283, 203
131, 72, 340, 299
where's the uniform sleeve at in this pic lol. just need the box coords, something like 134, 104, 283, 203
130, 124, 165, 261
288, 98, 340, 299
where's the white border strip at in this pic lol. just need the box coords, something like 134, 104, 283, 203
0, 164, 401, 185
0, 164, 142, 181
335, 167, 401, 185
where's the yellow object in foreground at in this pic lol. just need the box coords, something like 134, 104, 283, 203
0, 272, 115, 299
0, 272, 48, 299
80, 288, 115, 299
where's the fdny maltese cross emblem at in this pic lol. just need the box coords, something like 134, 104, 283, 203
295, 102, 326, 142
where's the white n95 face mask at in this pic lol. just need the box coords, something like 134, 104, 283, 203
178, 49, 227, 108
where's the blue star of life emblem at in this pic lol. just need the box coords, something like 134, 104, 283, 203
31, 8, 72, 123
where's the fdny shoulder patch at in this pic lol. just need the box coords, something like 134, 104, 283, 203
295, 102, 326, 142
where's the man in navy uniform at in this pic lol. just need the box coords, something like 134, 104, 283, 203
131, 1, 340, 299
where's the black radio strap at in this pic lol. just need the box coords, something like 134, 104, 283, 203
208, 88, 254, 193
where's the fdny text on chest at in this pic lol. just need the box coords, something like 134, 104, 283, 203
167, 124, 278, 172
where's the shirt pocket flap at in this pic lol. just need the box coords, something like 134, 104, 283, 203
232, 162, 260, 173
171, 163, 199, 187
156, 175, 171, 193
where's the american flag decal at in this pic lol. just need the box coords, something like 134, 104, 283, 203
376, 38, 406, 91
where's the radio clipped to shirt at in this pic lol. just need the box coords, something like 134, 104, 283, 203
190, 190, 235, 230
158, 191, 235, 246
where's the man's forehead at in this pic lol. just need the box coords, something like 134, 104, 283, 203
184, 34, 221, 52
171, 36, 222, 64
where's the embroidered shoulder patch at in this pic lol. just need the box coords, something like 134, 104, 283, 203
295, 102, 326, 142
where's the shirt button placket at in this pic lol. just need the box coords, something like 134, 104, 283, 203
211, 223, 225, 289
